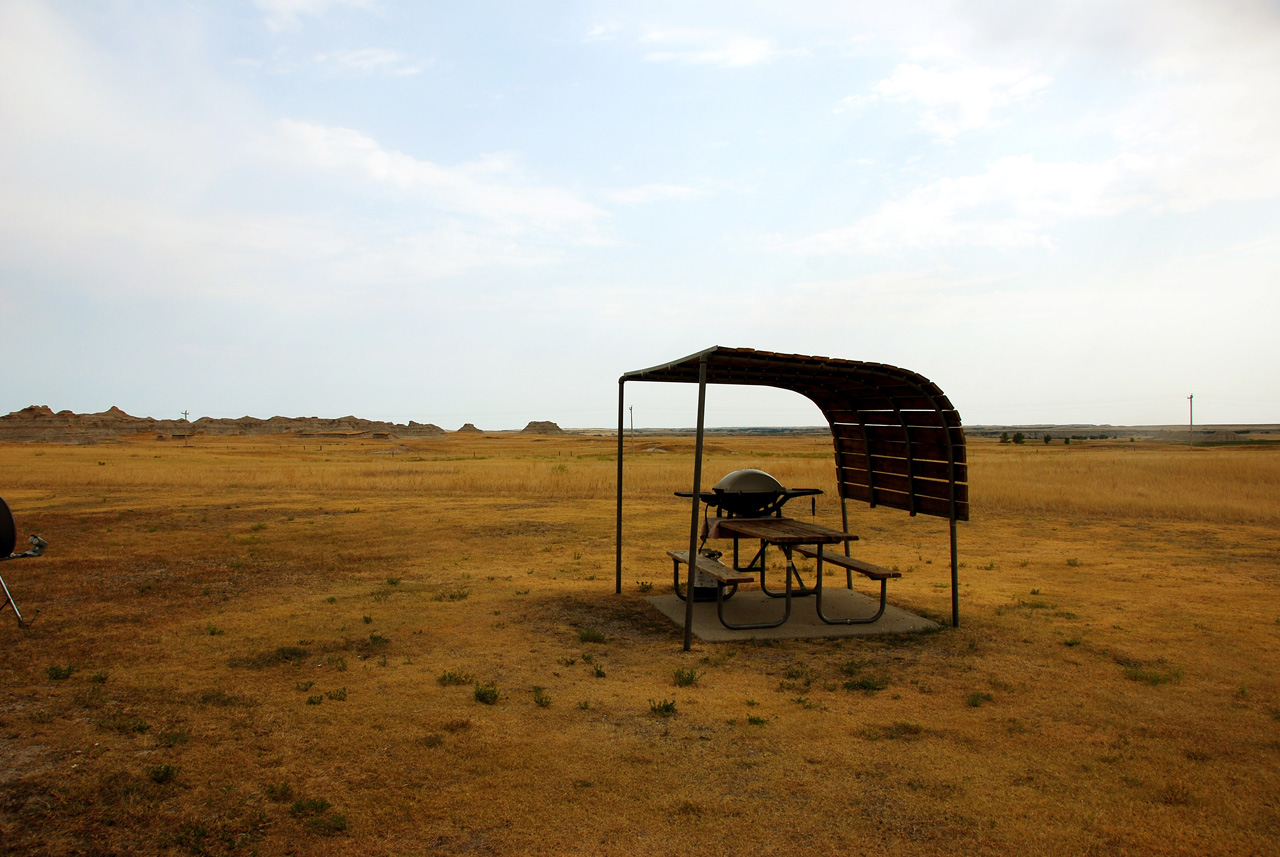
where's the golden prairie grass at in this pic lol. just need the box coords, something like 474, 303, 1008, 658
1, 433, 1279, 856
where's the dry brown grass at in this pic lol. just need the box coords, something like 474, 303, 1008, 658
2, 433, 1279, 856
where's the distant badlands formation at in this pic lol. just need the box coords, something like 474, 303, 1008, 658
0, 405, 564, 444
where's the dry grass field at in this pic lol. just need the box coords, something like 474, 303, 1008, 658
2, 432, 1279, 856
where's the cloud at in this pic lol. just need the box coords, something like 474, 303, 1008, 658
604, 184, 702, 205
1109, 17, 1280, 211
253, 0, 375, 32
314, 48, 424, 77
583, 23, 621, 43
788, 154, 1146, 254
0, 5, 612, 304
852, 62, 1051, 141
267, 120, 610, 239
640, 29, 782, 68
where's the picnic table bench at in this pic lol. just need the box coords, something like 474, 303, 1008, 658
792, 545, 901, 624
666, 549, 756, 589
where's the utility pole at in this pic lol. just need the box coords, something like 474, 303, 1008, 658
1187, 394, 1193, 450
182, 410, 190, 448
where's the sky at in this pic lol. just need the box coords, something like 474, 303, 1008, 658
2, 0, 1278, 429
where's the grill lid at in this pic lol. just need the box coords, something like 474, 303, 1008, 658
713, 469, 784, 495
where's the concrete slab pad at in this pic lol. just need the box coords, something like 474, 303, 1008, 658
645, 588, 939, 642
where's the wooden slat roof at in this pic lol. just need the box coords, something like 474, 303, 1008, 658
620, 346, 968, 521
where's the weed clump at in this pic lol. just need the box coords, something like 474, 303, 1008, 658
841, 659, 889, 694
649, 699, 677, 717
1125, 666, 1183, 686
578, 628, 605, 644
197, 689, 255, 707
94, 714, 150, 734
673, 667, 703, 687
308, 813, 349, 835
844, 675, 890, 693
266, 782, 294, 802
228, 646, 309, 670
289, 798, 331, 818
474, 682, 500, 705
147, 764, 180, 785
46, 665, 76, 681
862, 721, 924, 741
437, 669, 473, 686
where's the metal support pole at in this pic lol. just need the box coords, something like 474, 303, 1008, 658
950, 517, 959, 627
1188, 394, 1194, 450
615, 380, 626, 595
0, 571, 25, 626
840, 496, 851, 557
683, 357, 709, 651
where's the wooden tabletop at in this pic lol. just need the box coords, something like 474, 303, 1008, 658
712, 517, 857, 546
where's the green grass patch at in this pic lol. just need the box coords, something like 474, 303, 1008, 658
289, 798, 331, 818
228, 646, 309, 669
673, 667, 703, 687
1124, 666, 1183, 686
437, 669, 473, 686
844, 675, 890, 693
266, 782, 294, 802
94, 714, 150, 734
862, 721, 924, 741
147, 764, 180, 785
197, 689, 256, 707
649, 698, 677, 717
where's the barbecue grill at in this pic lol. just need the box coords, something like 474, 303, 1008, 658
676, 468, 821, 518
673, 469, 821, 601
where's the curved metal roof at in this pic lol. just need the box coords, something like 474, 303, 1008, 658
620, 346, 968, 521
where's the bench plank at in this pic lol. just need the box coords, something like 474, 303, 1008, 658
793, 545, 902, 581
666, 550, 757, 584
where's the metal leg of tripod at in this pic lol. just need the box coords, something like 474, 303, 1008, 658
1, 535, 48, 627
0, 569, 25, 627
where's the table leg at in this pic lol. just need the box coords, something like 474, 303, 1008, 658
814, 549, 889, 625
715, 547, 792, 630
759, 542, 816, 598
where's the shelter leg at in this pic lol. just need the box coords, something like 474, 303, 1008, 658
950, 517, 959, 627
615, 380, 625, 594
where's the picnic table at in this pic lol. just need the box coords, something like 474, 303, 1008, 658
670, 516, 872, 630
